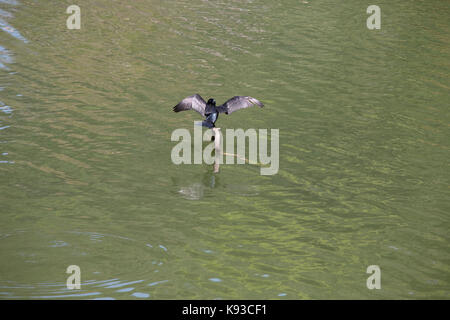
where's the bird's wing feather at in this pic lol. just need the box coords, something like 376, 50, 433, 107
217, 96, 264, 114
173, 94, 207, 117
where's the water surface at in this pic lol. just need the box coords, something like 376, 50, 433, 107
0, 0, 449, 299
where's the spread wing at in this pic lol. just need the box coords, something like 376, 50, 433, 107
173, 94, 207, 117
217, 96, 264, 115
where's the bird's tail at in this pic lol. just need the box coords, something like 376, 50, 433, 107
200, 120, 214, 128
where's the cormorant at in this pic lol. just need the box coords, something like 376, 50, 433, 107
173, 94, 264, 129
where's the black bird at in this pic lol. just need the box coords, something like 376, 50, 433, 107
173, 94, 264, 129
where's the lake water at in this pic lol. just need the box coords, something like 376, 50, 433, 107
0, 0, 448, 299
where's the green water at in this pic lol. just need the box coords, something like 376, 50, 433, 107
0, 0, 449, 299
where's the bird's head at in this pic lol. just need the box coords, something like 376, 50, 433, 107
207, 98, 216, 106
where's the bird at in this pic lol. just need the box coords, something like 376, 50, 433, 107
173, 94, 264, 129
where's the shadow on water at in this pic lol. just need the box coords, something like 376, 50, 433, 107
173, 169, 220, 200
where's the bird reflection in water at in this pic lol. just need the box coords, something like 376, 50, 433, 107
175, 170, 220, 200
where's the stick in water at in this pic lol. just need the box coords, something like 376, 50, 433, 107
213, 128, 221, 173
